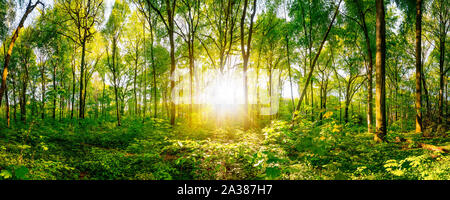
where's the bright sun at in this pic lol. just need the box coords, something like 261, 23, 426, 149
207, 74, 245, 106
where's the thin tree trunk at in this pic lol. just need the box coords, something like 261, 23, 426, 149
188, 42, 194, 122
143, 20, 147, 121
5, 85, 10, 127
134, 51, 138, 117
311, 78, 314, 120
20, 65, 28, 123
53, 62, 57, 119
112, 38, 121, 126
102, 74, 106, 118
79, 40, 86, 119
415, 0, 423, 133
12, 73, 16, 121
41, 62, 45, 120
240, 0, 257, 129
286, 35, 295, 110
356, 1, 374, 133
293, 0, 342, 119
151, 27, 157, 119
438, 18, 446, 123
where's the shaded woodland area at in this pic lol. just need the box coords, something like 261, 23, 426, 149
0, 0, 448, 180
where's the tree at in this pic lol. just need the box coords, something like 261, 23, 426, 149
175, 0, 201, 122
9, 28, 36, 123
133, 0, 160, 119
334, 42, 367, 123
374, 0, 387, 142
430, 0, 448, 124
56, 0, 104, 120
344, 0, 375, 133
0, 0, 43, 106
145, 0, 177, 126
240, 0, 257, 129
124, 11, 144, 117
414, 0, 423, 133
32, 12, 71, 120
103, 0, 129, 126
292, 0, 342, 120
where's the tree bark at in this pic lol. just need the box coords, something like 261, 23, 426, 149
151, 25, 157, 119
112, 38, 121, 126
415, 0, 423, 133
438, 2, 446, 123
41, 61, 45, 119
5, 84, 10, 127
20, 64, 29, 123
79, 40, 87, 120
375, 0, 387, 142
53, 61, 57, 119
71, 60, 75, 120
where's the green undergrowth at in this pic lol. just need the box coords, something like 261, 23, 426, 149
0, 115, 448, 180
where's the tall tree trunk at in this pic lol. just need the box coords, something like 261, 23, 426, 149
240, 0, 257, 129
356, 1, 374, 133
53, 62, 57, 119
79, 40, 86, 120
41, 62, 45, 119
142, 21, 147, 121
421, 66, 430, 120
438, 11, 446, 123
12, 73, 16, 121
345, 82, 351, 123
60, 67, 64, 121
375, 0, 387, 142
5, 85, 10, 127
20, 65, 28, 123
71, 62, 75, 120
151, 28, 157, 119
311, 78, 314, 120
83, 67, 89, 119
415, 0, 423, 133
286, 35, 295, 110
188, 42, 194, 122
169, 25, 176, 126
134, 46, 139, 117
112, 39, 121, 126
102, 74, 106, 118
320, 80, 324, 120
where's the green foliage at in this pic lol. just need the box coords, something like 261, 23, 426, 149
0, 0, 7, 40
162, 135, 262, 180
0, 113, 448, 180
0, 165, 29, 180
0, 0, 448, 182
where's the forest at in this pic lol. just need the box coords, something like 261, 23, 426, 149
0, 0, 448, 181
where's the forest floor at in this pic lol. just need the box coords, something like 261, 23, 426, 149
0, 116, 449, 180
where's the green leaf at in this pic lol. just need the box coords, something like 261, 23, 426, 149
0, 170, 12, 179
14, 166, 29, 179
266, 167, 281, 179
